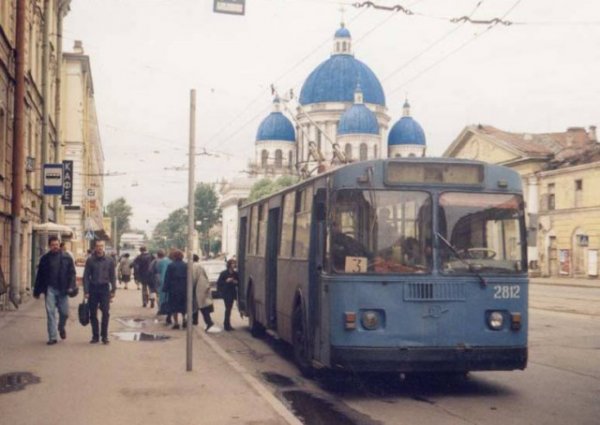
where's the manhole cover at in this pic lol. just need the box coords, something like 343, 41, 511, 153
113, 332, 170, 341
0, 372, 41, 394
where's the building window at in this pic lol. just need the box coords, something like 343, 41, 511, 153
288, 150, 293, 168
261, 150, 268, 168
548, 183, 555, 211
575, 179, 583, 207
359, 143, 368, 161
374, 145, 378, 158
275, 149, 283, 168
344, 143, 352, 160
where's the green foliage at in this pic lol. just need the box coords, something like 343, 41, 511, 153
247, 175, 299, 202
194, 183, 221, 237
151, 208, 188, 251
105, 197, 133, 247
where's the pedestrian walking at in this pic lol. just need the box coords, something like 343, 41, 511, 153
33, 236, 77, 345
192, 254, 220, 333
132, 246, 155, 308
117, 253, 132, 289
216, 258, 239, 331
163, 249, 187, 329
83, 240, 117, 344
155, 249, 173, 324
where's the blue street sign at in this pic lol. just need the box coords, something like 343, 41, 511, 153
43, 164, 64, 195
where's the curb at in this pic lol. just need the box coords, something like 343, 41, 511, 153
196, 328, 303, 425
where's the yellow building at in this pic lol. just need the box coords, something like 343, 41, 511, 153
444, 124, 599, 279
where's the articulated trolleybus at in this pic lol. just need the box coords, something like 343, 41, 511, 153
237, 158, 528, 376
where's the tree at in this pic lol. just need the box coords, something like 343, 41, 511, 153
151, 208, 188, 251
247, 175, 299, 202
105, 197, 133, 247
194, 183, 221, 255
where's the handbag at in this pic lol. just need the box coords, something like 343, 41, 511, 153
78, 297, 90, 326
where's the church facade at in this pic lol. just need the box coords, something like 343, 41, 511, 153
219, 24, 427, 257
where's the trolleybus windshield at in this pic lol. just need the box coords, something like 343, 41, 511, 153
439, 192, 525, 274
328, 189, 432, 274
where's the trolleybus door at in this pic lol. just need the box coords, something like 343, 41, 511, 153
237, 216, 248, 312
265, 208, 280, 329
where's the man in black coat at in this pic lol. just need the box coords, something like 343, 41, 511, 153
34, 236, 77, 345
132, 246, 155, 308
84, 240, 117, 344
217, 259, 239, 331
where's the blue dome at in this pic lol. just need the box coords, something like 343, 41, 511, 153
299, 55, 386, 106
335, 26, 351, 38
388, 116, 426, 146
256, 112, 295, 142
338, 104, 379, 135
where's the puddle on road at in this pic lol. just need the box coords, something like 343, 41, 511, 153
112, 332, 171, 342
281, 390, 382, 425
0, 372, 41, 394
116, 317, 158, 328
261, 371, 296, 388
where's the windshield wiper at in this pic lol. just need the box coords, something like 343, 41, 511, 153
435, 232, 487, 288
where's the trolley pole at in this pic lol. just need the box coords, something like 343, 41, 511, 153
186, 89, 196, 371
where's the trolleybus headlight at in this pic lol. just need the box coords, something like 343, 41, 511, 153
487, 311, 504, 330
361, 311, 379, 330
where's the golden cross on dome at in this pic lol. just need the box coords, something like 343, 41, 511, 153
339, 4, 346, 27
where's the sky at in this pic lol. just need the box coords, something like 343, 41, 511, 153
62, 0, 600, 234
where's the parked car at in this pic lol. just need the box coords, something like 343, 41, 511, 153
200, 259, 225, 299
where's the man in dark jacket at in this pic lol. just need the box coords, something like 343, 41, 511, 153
132, 246, 155, 308
34, 235, 77, 345
216, 259, 239, 331
84, 240, 116, 344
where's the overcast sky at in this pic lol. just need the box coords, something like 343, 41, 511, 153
63, 0, 600, 233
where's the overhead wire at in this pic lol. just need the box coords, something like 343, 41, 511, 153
388, 0, 524, 96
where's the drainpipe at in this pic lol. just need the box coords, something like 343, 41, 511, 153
10, 0, 27, 308
41, 0, 50, 223
54, 2, 67, 222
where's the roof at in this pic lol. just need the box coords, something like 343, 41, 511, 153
299, 55, 386, 106
256, 112, 295, 142
471, 125, 593, 160
388, 116, 426, 146
338, 104, 379, 135
335, 26, 351, 38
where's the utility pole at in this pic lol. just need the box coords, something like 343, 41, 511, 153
10, 0, 27, 308
41, 0, 50, 223
186, 89, 196, 371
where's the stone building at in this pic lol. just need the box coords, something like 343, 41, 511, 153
444, 124, 599, 279
61, 40, 105, 259
0, 1, 72, 304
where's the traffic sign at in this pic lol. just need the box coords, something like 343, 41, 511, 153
43, 164, 64, 195
213, 0, 245, 15
85, 230, 95, 240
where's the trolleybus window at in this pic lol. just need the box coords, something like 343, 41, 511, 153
439, 193, 525, 274
280, 192, 295, 258
294, 187, 313, 259
328, 189, 432, 274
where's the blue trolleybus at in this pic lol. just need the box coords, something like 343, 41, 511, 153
237, 158, 528, 375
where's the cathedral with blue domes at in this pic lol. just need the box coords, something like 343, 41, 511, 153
249, 22, 426, 177
220, 23, 427, 255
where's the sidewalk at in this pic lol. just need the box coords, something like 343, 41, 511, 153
530, 276, 600, 288
0, 287, 296, 425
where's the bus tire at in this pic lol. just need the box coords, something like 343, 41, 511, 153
292, 304, 314, 378
247, 286, 265, 338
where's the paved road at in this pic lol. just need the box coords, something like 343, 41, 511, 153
213, 282, 600, 425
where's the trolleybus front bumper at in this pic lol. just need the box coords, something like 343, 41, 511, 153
331, 346, 527, 372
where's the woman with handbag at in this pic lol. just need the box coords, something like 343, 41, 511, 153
192, 254, 220, 333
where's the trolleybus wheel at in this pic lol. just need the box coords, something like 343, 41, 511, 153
292, 304, 314, 378
247, 286, 265, 338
